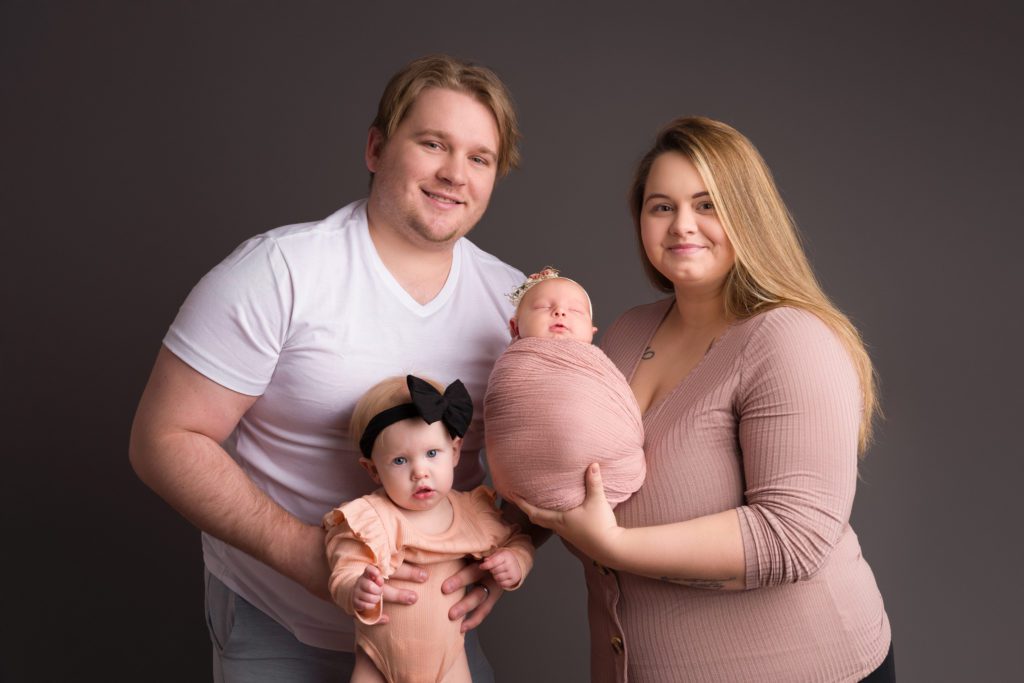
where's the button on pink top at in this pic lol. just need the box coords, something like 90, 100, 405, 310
577, 301, 890, 683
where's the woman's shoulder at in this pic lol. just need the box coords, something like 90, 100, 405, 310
739, 306, 841, 349
613, 297, 675, 326
736, 306, 856, 389
601, 297, 673, 347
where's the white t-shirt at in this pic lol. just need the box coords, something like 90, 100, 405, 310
164, 200, 524, 650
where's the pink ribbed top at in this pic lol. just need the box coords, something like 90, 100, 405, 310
577, 300, 890, 682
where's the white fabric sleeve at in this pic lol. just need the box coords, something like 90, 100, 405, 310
163, 235, 293, 396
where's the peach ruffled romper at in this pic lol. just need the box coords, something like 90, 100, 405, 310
324, 486, 533, 683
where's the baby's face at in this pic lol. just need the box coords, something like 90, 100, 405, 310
361, 419, 460, 512
512, 278, 597, 343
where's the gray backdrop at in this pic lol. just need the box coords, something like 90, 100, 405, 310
3, 1, 1022, 681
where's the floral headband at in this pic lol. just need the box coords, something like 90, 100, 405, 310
507, 267, 593, 316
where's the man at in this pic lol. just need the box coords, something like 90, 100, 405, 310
129, 55, 525, 681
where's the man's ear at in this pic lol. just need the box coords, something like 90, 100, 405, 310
508, 318, 519, 340
592, 325, 598, 336
365, 127, 386, 173
451, 436, 463, 467
359, 457, 381, 484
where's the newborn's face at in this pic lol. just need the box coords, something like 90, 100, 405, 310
514, 278, 596, 342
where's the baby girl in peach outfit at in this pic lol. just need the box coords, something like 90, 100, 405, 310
323, 375, 533, 683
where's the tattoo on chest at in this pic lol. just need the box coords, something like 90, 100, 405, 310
641, 347, 655, 360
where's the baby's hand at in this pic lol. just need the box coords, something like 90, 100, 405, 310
479, 549, 522, 590
353, 565, 385, 613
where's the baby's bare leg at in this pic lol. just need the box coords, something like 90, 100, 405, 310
440, 649, 471, 683
350, 647, 387, 683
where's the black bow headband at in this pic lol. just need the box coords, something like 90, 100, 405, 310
358, 375, 474, 458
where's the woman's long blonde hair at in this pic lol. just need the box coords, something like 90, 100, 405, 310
629, 117, 879, 452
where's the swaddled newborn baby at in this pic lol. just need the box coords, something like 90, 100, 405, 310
484, 268, 646, 511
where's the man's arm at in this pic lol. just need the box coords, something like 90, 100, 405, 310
129, 346, 332, 600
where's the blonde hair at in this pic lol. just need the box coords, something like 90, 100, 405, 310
371, 54, 521, 177
628, 117, 879, 452
349, 375, 446, 456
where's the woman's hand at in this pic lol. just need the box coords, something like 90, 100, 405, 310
510, 463, 624, 566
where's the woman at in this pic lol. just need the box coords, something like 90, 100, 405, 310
512, 117, 893, 681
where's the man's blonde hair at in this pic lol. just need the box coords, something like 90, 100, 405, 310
349, 375, 446, 456
371, 54, 521, 177
629, 116, 879, 452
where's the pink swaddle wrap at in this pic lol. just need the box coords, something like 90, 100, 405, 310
484, 337, 646, 511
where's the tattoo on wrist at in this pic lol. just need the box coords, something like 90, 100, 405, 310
660, 576, 735, 590
642, 347, 655, 360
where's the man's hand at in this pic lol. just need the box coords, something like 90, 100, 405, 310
380, 562, 429, 607
441, 562, 502, 632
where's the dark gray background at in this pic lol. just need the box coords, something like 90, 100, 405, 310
3, 1, 1021, 681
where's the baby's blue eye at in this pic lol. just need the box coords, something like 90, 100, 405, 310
392, 456, 407, 466
426, 449, 439, 458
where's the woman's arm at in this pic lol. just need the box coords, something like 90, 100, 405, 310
732, 309, 861, 587
516, 309, 862, 591
513, 464, 746, 589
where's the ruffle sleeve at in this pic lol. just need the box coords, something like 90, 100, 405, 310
323, 495, 398, 624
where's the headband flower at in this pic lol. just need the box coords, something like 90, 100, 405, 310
507, 266, 593, 317
507, 267, 562, 309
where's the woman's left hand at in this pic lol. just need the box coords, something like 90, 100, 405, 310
510, 463, 623, 565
